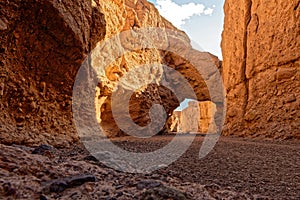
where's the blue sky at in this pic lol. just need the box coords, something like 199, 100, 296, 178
148, 0, 224, 59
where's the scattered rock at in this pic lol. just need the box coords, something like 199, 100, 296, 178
1, 182, 16, 196
0, 19, 7, 30
83, 155, 99, 162
204, 183, 221, 196
136, 179, 161, 190
32, 144, 54, 155
142, 185, 190, 200
43, 174, 97, 193
0, 82, 4, 97
1, 139, 299, 199
11, 144, 34, 152
115, 185, 124, 190
39, 194, 48, 200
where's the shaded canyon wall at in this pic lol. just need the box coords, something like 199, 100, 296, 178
0, 0, 106, 146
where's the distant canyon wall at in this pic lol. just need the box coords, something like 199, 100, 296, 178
222, 0, 300, 139
167, 101, 217, 134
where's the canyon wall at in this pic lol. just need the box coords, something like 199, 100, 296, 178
167, 101, 217, 134
2, 0, 298, 145
222, 0, 300, 139
0, 0, 106, 146
0, 0, 220, 146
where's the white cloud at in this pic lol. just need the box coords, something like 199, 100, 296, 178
204, 8, 214, 16
155, 0, 214, 28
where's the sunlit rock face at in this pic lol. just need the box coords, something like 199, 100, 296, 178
0, 0, 221, 146
167, 101, 217, 134
85, 0, 222, 138
222, 0, 300, 139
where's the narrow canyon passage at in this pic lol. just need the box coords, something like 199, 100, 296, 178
0, 0, 299, 199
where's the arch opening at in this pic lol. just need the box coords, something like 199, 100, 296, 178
166, 98, 218, 134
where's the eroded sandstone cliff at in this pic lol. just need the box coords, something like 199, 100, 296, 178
0, 0, 221, 146
0, 0, 106, 146
222, 0, 300, 139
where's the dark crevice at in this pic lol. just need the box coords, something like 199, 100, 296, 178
294, 1, 300, 10
254, 14, 259, 33
241, 0, 252, 117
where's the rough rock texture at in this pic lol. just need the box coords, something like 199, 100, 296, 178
167, 101, 217, 133
92, 0, 222, 137
222, 0, 300, 139
0, 0, 106, 146
0, 0, 221, 144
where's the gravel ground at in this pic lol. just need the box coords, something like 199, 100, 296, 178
113, 135, 300, 199
0, 135, 299, 199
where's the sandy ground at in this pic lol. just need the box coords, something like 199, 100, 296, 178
0, 135, 299, 199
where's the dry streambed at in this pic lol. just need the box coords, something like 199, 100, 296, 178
0, 135, 299, 199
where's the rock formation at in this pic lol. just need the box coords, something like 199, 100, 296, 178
91, 0, 222, 137
222, 0, 300, 139
167, 101, 217, 133
0, 0, 106, 146
0, 0, 221, 146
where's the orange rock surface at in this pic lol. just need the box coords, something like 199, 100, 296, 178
222, 0, 300, 139
0, 0, 220, 145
